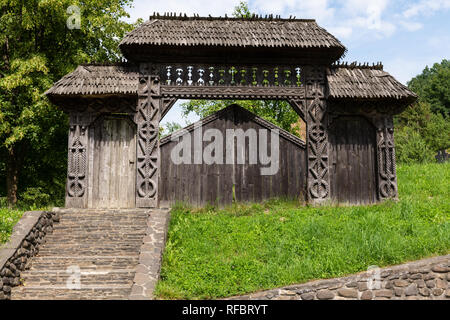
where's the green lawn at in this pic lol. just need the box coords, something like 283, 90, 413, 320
155, 162, 450, 299
0, 207, 26, 244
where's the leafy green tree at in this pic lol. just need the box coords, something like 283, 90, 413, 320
395, 126, 434, 164
181, 100, 300, 134
407, 59, 450, 117
395, 60, 450, 163
181, 2, 302, 136
233, 1, 252, 18
160, 121, 183, 138
0, 0, 137, 206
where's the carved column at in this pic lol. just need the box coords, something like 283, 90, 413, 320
66, 113, 90, 208
304, 66, 330, 204
136, 63, 161, 208
374, 116, 398, 200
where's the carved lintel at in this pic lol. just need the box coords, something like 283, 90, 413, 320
373, 115, 398, 200
304, 66, 330, 204
136, 64, 161, 208
66, 112, 91, 208
161, 85, 305, 100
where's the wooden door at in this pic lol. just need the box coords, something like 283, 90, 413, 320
329, 116, 377, 204
89, 115, 136, 208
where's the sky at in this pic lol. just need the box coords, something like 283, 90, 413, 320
124, 0, 450, 127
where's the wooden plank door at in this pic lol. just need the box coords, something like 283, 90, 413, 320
90, 116, 136, 208
329, 116, 377, 204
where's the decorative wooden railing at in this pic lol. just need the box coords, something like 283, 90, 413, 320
160, 65, 304, 87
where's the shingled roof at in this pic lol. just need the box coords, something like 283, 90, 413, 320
45, 63, 417, 104
121, 16, 344, 49
119, 15, 346, 63
45, 63, 139, 97
327, 64, 417, 102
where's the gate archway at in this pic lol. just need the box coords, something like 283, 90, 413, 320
46, 14, 417, 208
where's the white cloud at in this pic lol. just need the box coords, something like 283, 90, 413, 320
402, 0, 450, 18
126, 0, 242, 22
329, 26, 353, 39
399, 20, 423, 31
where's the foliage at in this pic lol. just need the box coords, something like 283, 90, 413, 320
407, 59, 450, 118
395, 101, 450, 163
155, 162, 450, 299
395, 126, 434, 164
181, 100, 301, 136
0, 0, 138, 205
233, 1, 252, 18
161, 121, 183, 137
0, 205, 24, 243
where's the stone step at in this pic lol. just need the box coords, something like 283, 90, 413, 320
9, 209, 153, 300
37, 246, 141, 256
56, 218, 148, 225
20, 269, 136, 286
44, 234, 145, 243
56, 214, 147, 220
29, 255, 139, 270
11, 286, 131, 300
51, 226, 147, 232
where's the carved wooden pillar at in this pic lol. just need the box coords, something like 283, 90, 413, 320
136, 63, 161, 208
374, 115, 398, 200
304, 66, 330, 204
66, 112, 90, 208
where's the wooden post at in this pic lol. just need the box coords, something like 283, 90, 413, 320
135, 63, 161, 208
374, 115, 398, 200
304, 66, 330, 204
65, 112, 90, 208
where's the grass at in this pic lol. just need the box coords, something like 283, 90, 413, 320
0, 198, 56, 244
0, 207, 26, 244
155, 162, 450, 299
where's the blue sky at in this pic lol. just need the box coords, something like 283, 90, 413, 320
124, 0, 450, 126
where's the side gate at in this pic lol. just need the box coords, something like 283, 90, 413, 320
159, 105, 307, 207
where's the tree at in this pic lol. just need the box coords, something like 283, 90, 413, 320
407, 59, 450, 117
0, 0, 137, 206
394, 60, 450, 163
180, 2, 303, 136
181, 100, 300, 134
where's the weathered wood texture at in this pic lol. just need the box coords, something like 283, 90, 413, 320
136, 64, 161, 208
88, 115, 136, 208
65, 113, 90, 208
328, 116, 377, 204
159, 105, 306, 207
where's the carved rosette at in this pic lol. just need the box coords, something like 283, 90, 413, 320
136, 64, 161, 207
304, 66, 330, 203
66, 113, 90, 207
374, 116, 398, 200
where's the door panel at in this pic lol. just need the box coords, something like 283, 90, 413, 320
90, 116, 136, 208
329, 116, 376, 204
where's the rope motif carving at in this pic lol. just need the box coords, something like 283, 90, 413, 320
305, 66, 330, 202
67, 123, 87, 197
136, 69, 160, 207
375, 117, 398, 199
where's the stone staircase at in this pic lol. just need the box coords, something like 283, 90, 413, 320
11, 209, 149, 300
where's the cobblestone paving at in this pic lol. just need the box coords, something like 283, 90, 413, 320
10, 208, 168, 300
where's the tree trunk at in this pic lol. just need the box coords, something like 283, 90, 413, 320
6, 148, 19, 207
